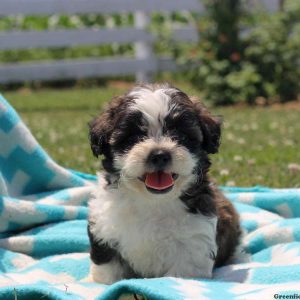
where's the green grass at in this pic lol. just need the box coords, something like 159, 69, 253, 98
3, 84, 300, 188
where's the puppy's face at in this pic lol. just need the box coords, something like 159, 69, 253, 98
89, 84, 221, 199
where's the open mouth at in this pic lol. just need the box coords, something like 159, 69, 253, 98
139, 172, 178, 194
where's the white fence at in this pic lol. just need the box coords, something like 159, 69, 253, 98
0, 0, 280, 84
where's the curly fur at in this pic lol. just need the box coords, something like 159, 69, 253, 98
88, 83, 241, 284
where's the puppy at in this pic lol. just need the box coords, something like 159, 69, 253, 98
88, 83, 241, 284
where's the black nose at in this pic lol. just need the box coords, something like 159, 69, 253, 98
147, 149, 172, 170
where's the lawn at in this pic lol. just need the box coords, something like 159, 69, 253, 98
2, 83, 300, 188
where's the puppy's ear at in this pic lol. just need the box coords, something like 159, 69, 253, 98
89, 95, 126, 158
194, 102, 222, 154
89, 111, 113, 158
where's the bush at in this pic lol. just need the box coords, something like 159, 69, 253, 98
244, 1, 300, 103
174, 0, 300, 105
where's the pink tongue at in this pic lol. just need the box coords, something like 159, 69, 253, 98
145, 171, 174, 190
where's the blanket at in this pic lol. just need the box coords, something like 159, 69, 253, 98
1, 94, 300, 300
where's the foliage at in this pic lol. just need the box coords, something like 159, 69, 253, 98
244, 1, 300, 103
174, 0, 300, 105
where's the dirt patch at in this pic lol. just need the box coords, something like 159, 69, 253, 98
107, 80, 135, 90
270, 100, 300, 111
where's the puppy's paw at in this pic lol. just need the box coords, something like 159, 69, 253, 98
90, 261, 123, 284
165, 260, 214, 279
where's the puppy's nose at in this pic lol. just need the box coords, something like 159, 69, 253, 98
147, 149, 171, 170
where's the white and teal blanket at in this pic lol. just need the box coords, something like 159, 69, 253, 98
1, 94, 300, 300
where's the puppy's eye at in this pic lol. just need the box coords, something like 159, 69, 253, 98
182, 134, 199, 144
111, 130, 146, 153
126, 134, 145, 144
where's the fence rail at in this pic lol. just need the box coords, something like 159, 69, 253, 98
0, 0, 203, 16
0, 27, 198, 51
0, 0, 280, 84
0, 57, 177, 84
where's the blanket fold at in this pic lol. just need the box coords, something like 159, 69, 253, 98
1, 94, 300, 299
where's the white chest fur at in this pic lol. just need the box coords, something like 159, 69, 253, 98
89, 182, 218, 279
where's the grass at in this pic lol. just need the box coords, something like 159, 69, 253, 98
2, 83, 300, 188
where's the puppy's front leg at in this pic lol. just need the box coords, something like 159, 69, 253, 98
88, 225, 124, 284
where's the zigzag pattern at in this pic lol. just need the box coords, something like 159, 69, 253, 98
1, 95, 300, 299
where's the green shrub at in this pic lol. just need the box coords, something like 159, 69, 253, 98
244, 1, 300, 103
174, 0, 300, 105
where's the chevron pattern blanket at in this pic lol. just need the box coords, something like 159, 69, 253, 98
1, 94, 300, 300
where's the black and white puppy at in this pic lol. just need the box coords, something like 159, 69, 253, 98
88, 83, 241, 284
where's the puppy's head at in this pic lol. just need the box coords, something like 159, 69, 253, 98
89, 84, 221, 199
